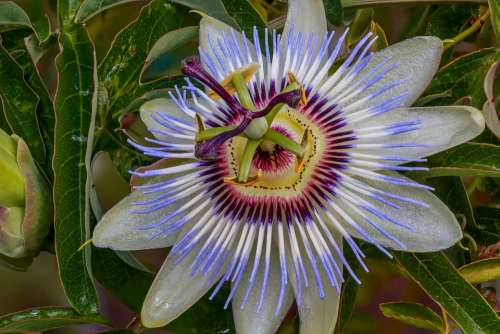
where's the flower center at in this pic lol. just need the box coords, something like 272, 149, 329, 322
251, 126, 295, 173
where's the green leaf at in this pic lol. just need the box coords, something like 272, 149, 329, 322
469, 207, 500, 245
53, 14, 99, 313
413, 143, 500, 178
2, 30, 55, 173
428, 5, 476, 39
220, 0, 266, 34
98, 0, 195, 121
379, 302, 444, 332
424, 47, 500, 109
92, 248, 154, 313
0, 38, 45, 165
394, 252, 500, 333
460, 258, 500, 284
0, 307, 109, 333
0, 1, 51, 43
141, 26, 199, 83
170, 0, 239, 28
171, 0, 265, 36
427, 177, 477, 228
489, 0, 500, 39
166, 284, 235, 334
324, 0, 344, 26
76, 0, 143, 22
334, 274, 359, 333
0, 253, 33, 272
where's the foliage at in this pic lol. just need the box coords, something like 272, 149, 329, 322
0, 0, 498, 333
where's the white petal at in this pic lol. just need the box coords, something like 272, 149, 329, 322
199, 15, 253, 75
348, 36, 443, 109
342, 171, 462, 252
141, 241, 223, 327
92, 180, 181, 251
283, 0, 327, 44
286, 232, 342, 334
281, 0, 327, 66
232, 242, 294, 334
140, 98, 194, 143
353, 105, 485, 161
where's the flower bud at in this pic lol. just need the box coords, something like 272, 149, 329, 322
0, 130, 51, 258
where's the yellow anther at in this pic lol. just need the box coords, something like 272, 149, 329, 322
208, 63, 260, 100
224, 169, 263, 186
295, 128, 312, 173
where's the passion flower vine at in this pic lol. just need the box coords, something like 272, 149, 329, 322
92, 0, 485, 333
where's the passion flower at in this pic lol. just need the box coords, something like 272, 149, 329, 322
92, 0, 485, 333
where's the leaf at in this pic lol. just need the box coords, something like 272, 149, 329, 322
460, 258, 500, 284
53, 17, 99, 313
428, 5, 476, 39
76, 0, 143, 22
489, 0, 500, 39
98, 0, 196, 121
409, 142, 500, 178
141, 26, 199, 83
0, 253, 33, 272
379, 302, 444, 332
170, 0, 239, 28
468, 207, 500, 245
171, 0, 265, 36
0, 307, 109, 333
0, 38, 45, 165
0, 1, 51, 43
427, 177, 477, 229
324, 0, 344, 26
394, 252, 500, 333
424, 48, 500, 109
334, 274, 359, 333
220, 0, 266, 34
92, 248, 155, 313
2, 30, 55, 173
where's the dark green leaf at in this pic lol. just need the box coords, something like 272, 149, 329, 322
427, 5, 475, 39
413, 143, 500, 178
424, 48, 500, 109
2, 30, 55, 173
170, 0, 239, 28
334, 274, 359, 333
394, 252, 500, 333
0, 253, 33, 272
141, 26, 199, 83
427, 177, 477, 228
324, 0, 344, 26
76, 0, 142, 22
488, 0, 500, 39
98, 0, 195, 120
92, 248, 154, 313
0, 1, 51, 43
469, 207, 500, 245
379, 302, 443, 332
220, 0, 266, 34
53, 15, 99, 313
460, 258, 500, 284
0, 307, 108, 333
166, 284, 235, 334
0, 39, 45, 165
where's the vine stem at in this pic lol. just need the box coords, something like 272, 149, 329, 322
443, 9, 491, 51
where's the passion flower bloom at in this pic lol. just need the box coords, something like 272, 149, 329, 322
93, 0, 485, 333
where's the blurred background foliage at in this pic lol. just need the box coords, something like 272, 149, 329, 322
0, 0, 498, 333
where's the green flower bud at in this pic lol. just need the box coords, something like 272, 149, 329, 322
0, 130, 51, 258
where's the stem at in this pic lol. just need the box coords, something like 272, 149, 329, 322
238, 139, 262, 183
443, 9, 490, 51
196, 125, 237, 142
263, 129, 305, 158
440, 306, 450, 334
